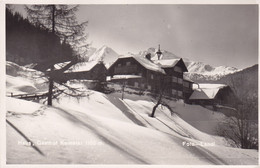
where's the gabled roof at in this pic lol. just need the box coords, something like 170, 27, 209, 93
54, 61, 71, 70
117, 55, 166, 74
46, 61, 71, 71
154, 59, 180, 68
193, 83, 227, 89
112, 55, 190, 74
154, 58, 188, 72
64, 61, 101, 73
189, 88, 221, 100
189, 83, 228, 100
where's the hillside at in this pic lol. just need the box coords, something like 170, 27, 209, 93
193, 64, 258, 100
6, 8, 73, 67
216, 64, 258, 112
5, 61, 258, 164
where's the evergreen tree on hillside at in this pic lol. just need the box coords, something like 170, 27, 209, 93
25, 5, 88, 105
6, 7, 73, 65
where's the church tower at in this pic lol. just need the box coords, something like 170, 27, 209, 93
156, 44, 162, 60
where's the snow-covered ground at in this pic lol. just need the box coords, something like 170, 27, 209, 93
5, 62, 258, 164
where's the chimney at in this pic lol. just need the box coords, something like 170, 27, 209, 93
145, 53, 151, 61
156, 44, 162, 60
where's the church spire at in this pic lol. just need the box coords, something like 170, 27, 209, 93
156, 44, 162, 60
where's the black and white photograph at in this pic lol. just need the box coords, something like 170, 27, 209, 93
4, 2, 259, 165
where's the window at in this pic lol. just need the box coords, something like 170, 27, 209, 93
138, 72, 142, 76
178, 91, 183, 97
134, 82, 139, 88
178, 78, 183, 84
141, 83, 145, 88
174, 66, 182, 73
183, 81, 189, 88
126, 62, 131, 66
147, 85, 152, 90
172, 76, 177, 83
151, 74, 154, 79
172, 89, 177, 95
118, 63, 121, 67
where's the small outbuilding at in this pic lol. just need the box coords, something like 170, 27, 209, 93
61, 61, 107, 91
64, 61, 107, 82
189, 83, 236, 107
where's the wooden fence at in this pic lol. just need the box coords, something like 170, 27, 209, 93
8, 92, 49, 101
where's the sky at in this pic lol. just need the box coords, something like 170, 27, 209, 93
12, 4, 258, 69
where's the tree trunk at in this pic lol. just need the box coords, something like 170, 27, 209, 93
121, 82, 125, 100
47, 5, 55, 106
47, 66, 54, 106
151, 101, 160, 117
150, 92, 163, 117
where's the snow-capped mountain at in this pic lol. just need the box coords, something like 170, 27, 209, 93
88, 45, 119, 67
138, 47, 239, 81
85, 47, 97, 59
185, 62, 239, 81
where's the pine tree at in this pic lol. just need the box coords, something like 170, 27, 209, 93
26, 5, 88, 105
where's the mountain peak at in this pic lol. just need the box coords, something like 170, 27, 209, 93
88, 45, 119, 66
100, 45, 110, 50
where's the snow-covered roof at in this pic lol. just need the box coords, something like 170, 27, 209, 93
134, 56, 166, 74
46, 61, 72, 71
154, 59, 180, 68
112, 75, 142, 79
192, 83, 227, 89
117, 55, 166, 74
54, 61, 71, 70
189, 88, 221, 100
189, 83, 228, 100
64, 61, 99, 73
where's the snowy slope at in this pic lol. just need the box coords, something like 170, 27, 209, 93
6, 61, 48, 95
88, 45, 119, 67
6, 63, 258, 164
6, 91, 258, 164
86, 47, 97, 58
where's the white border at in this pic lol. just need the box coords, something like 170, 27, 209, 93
0, 1, 6, 168
1, 0, 259, 168
1, 0, 260, 4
